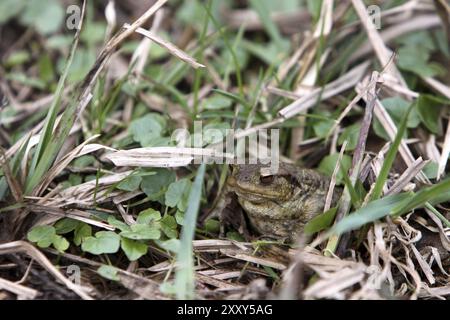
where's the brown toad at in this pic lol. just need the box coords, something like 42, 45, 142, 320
226, 163, 341, 241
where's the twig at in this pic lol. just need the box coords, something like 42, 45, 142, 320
385, 158, 429, 195
437, 117, 450, 180
351, 0, 407, 88
0, 277, 38, 299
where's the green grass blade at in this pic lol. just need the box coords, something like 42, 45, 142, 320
212, 89, 250, 109
340, 163, 361, 208
329, 177, 450, 236
370, 103, 413, 201
202, 2, 244, 98
392, 177, 450, 217
249, 0, 285, 49
175, 164, 205, 299
424, 202, 450, 228
0, 135, 31, 200
26, 3, 86, 194
28, 4, 85, 181
304, 207, 337, 235
328, 192, 414, 236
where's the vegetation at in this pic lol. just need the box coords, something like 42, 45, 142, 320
0, 0, 449, 300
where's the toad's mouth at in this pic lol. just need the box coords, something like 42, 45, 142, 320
233, 189, 290, 207
234, 190, 270, 203
228, 176, 291, 201
233, 186, 288, 202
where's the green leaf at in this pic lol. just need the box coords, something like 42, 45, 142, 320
97, 265, 120, 281
6, 73, 46, 90
80, 22, 106, 45
72, 155, 96, 168
165, 179, 192, 210
226, 231, 245, 242
54, 218, 79, 234
81, 231, 121, 255
107, 216, 131, 232
74, 223, 92, 246
157, 239, 180, 254
38, 53, 55, 83
63, 48, 96, 83
20, 0, 64, 35
204, 219, 220, 233
373, 98, 420, 141
129, 113, 167, 147
202, 122, 231, 146
68, 174, 82, 186
382, 97, 420, 128
159, 281, 177, 295
0, 0, 26, 23
52, 235, 69, 252
161, 215, 178, 239
318, 153, 352, 185
397, 46, 443, 77
27, 225, 56, 248
136, 208, 161, 224
304, 207, 337, 235
47, 35, 73, 49
434, 29, 450, 58
423, 161, 439, 179
141, 168, 176, 202
397, 31, 436, 51
5, 50, 30, 67
116, 175, 142, 192
176, 0, 207, 31
175, 211, 185, 225
119, 224, 161, 240
416, 94, 446, 135
338, 124, 361, 151
121, 238, 148, 261
313, 112, 335, 138
202, 94, 232, 110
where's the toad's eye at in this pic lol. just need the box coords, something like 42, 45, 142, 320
260, 175, 274, 184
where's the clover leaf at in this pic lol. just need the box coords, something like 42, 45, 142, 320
97, 265, 120, 281
119, 224, 161, 240
165, 179, 191, 211
81, 231, 120, 255
121, 238, 148, 261
27, 225, 56, 248
136, 208, 161, 224
160, 215, 178, 239
74, 223, 92, 246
